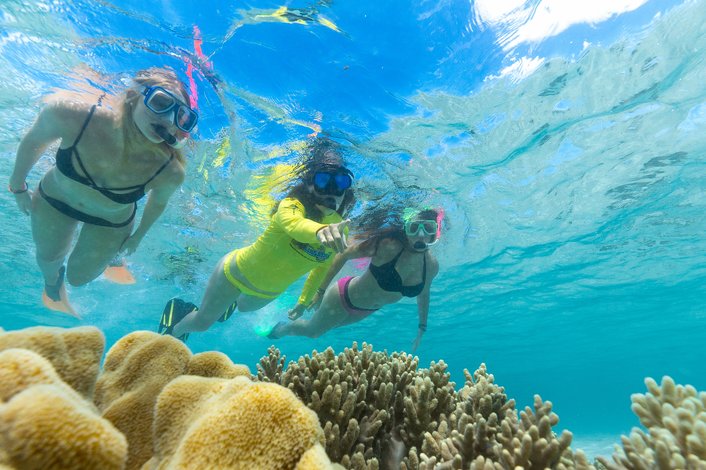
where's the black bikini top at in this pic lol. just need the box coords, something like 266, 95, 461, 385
369, 246, 427, 298
55, 104, 174, 205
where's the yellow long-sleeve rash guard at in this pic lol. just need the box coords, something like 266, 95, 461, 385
233, 197, 344, 305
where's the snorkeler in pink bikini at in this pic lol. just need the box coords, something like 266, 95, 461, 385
268, 208, 441, 352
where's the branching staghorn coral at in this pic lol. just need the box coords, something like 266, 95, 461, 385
257, 343, 456, 470
598, 376, 706, 469
400, 361, 457, 452
404, 364, 593, 470
262, 347, 593, 470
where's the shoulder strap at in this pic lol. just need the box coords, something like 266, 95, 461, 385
71, 104, 98, 147
141, 153, 175, 187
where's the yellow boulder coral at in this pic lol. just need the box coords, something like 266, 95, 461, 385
0, 383, 127, 470
0, 349, 69, 403
148, 375, 325, 470
95, 331, 192, 470
150, 375, 253, 466
0, 326, 104, 399
187, 351, 251, 379
295, 443, 343, 470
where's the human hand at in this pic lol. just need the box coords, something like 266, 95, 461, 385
120, 233, 143, 256
288, 303, 307, 320
411, 330, 424, 353
316, 219, 350, 253
309, 290, 325, 311
13, 190, 33, 215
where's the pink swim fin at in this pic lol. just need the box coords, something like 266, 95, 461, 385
103, 258, 136, 285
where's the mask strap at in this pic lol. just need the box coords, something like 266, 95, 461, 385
435, 208, 444, 240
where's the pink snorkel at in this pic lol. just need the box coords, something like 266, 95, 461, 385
185, 25, 211, 110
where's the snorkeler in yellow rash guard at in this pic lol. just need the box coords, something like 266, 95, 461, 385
158, 137, 355, 341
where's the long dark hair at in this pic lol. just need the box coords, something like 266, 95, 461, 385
273, 136, 356, 222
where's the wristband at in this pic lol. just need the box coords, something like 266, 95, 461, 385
418, 323, 427, 332
8, 182, 28, 194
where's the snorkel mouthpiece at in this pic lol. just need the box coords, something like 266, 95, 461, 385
321, 197, 338, 210
154, 125, 186, 149
413, 241, 427, 250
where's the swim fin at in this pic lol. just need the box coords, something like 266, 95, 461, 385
103, 257, 136, 285
218, 301, 237, 322
159, 298, 197, 342
42, 266, 80, 318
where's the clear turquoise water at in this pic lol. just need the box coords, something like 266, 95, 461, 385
1, 0, 705, 460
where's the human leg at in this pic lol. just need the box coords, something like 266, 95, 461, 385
31, 191, 79, 287
170, 254, 246, 337
270, 280, 351, 339
66, 221, 134, 286
31, 192, 81, 316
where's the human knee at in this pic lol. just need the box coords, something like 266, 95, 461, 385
306, 328, 324, 339
66, 269, 93, 287
35, 251, 65, 268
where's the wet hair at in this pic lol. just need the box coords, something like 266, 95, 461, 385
273, 136, 356, 222
353, 206, 406, 255
121, 67, 190, 165
415, 209, 439, 222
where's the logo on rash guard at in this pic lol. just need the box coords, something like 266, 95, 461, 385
291, 241, 331, 262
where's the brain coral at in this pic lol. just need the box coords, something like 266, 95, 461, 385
187, 350, 252, 379
0, 326, 104, 399
0, 348, 70, 402
95, 331, 192, 470
0, 383, 126, 470
147, 375, 325, 470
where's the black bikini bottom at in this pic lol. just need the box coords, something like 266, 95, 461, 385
39, 182, 136, 228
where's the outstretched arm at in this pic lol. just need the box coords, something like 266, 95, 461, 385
316, 242, 371, 298
273, 198, 349, 253
289, 241, 372, 320
412, 254, 439, 353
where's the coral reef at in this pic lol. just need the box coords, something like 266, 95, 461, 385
0, 348, 69, 402
296, 443, 347, 470
257, 342, 455, 469
1, 325, 705, 470
258, 345, 594, 470
0, 326, 104, 398
95, 331, 193, 470
405, 365, 594, 470
147, 375, 329, 469
0, 347, 126, 470
598, 376, 706, 469
0, 384, 127, 470
187, 350, 252, 379
0, 326, 333, 470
